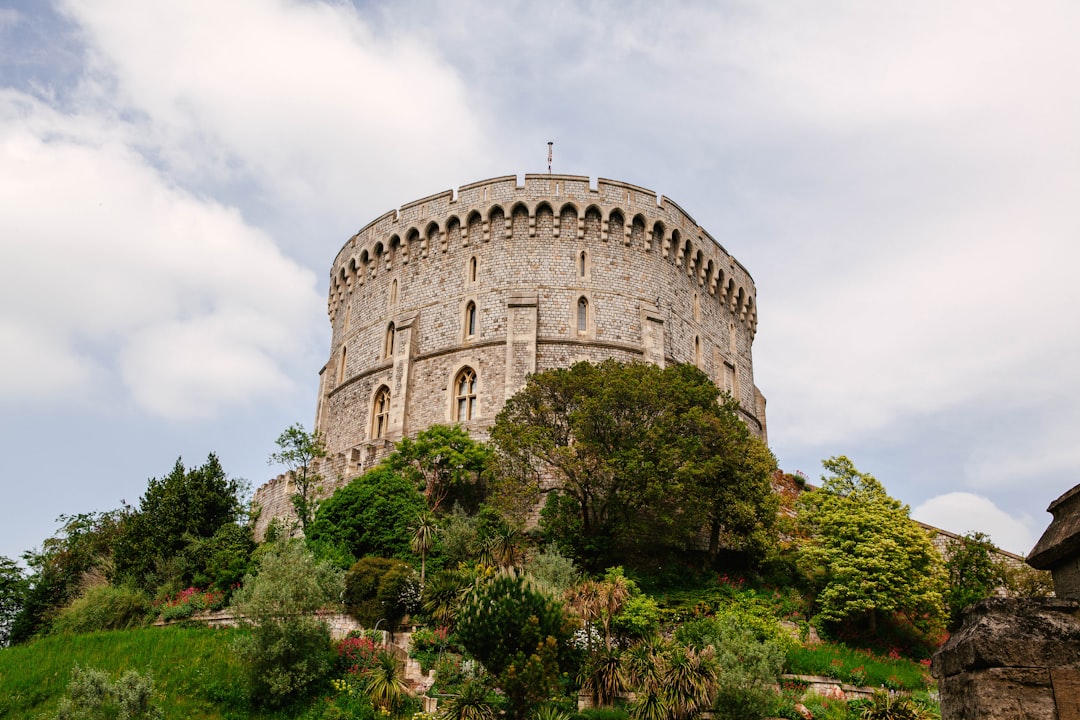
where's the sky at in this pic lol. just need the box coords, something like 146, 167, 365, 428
2, 0, 1078, 561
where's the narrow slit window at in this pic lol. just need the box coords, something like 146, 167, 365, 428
385, 323, 396, 358
577, 297, 588, 333
579, 251, 587, 277
469, 256, 478, 283
465, 301, 477, 337
389, 279, 398, 306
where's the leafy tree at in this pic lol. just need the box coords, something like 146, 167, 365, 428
797, 456, 946, 637
491, 360, 776, 569
308, 466, 426, 561
269, 423, 327, 535
343, 556, 421, 634
1002, 562, 1054, 597
0, 557, 26, 646
456, 570, 573, 720
387, 424, 492, 513
114, 455, 246, 590
944, 531, 1007, 629
11, 511, 124, 643
683, 398, 779, 563
231, 538, 343, 707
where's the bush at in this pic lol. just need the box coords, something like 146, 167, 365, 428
230, 538, 343, 707
236, 616, 333, 705
154, 586, 227, 621
50, 585, 152, 635
857, 690, 928, 720
343, 557, 420, 632
53, 664, 163, 720
308, 466, 426, 561
410, 625, 452, 672
675, 615, 785, 720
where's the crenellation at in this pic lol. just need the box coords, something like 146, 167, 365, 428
255, 173, 766, 539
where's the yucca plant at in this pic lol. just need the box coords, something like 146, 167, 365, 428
860, 690, 926, 720
439, 678, 497, 720
531, 704, 572, 720
580, 648, 627, 707
365, 649, 408, 713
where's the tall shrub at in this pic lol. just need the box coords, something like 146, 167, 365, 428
230, 538, 343, 707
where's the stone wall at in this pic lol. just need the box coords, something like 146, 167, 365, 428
254, 174, 765, 538
932, 598, 1080, 720
933, 483, 1080, 720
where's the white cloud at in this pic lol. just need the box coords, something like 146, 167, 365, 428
912, 492, 1037, 556
0, 90, 322, 417
59, 0, 493, 224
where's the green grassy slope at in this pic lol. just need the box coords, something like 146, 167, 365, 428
0, 625, 282, 720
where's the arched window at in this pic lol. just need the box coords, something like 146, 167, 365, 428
577, 296, 589, 333
464, 301, 477, 338
338, 345, 347, 383
694, 335, 703, 368
454, 367, 477, 421
385, 323, 396, 359
468, 256, 478, 283
372, 386, 390, 439
389, 279, 398, 306
579, 250, 587, 278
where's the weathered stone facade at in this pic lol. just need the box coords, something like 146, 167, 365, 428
934, 483, 1080, 720
254, 174, 765, 537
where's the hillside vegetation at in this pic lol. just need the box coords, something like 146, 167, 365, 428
0, 362, 1049, 720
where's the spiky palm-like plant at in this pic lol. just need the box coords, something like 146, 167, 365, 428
662, 645, 719, 720
580, 648, 627, 707
531, 704, 573, 720
412, 512, 438, 585
439, 678, 497, 720
365, 649, 408, 713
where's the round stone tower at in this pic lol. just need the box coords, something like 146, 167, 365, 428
254, 173, 765, 535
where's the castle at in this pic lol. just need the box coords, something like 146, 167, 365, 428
253, 174, 766, 537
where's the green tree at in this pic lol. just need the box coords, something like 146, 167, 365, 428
0, 557, 26, 646
944, 531, 1007, 629
492, 360, 775, 569
269, 423, 327, 535
456, 570, 573, 720
11, 511, 124, 643
343, 556, 421, 634
308, 466, 426, 561
683, 398, 779, 563
114, 455, 246, 590
230, 538, 343, 707
387, 424, 492, 513
797, 456, 946, 636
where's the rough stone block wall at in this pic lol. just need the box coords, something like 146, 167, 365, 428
254, 174, 764, 534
